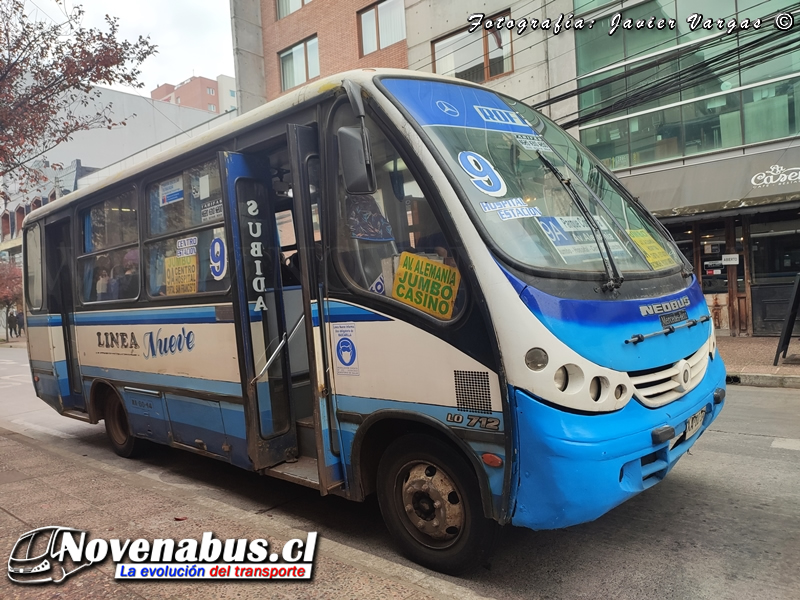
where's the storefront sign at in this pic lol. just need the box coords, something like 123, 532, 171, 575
722, 254, 740, 265
751, 165, 800, 188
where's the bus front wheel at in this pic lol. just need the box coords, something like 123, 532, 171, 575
376, 434, 496, 575
103, 392, 142, 458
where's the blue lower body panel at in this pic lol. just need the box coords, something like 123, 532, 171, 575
511, 353, 726, 530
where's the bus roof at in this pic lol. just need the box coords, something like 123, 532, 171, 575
22, 68, 456, 227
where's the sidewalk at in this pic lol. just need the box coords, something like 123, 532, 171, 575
0, 330, 26, 349
0, 426, 487, 600
717, 335, 800, 387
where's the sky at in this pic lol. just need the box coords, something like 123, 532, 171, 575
28, 0, 235, 95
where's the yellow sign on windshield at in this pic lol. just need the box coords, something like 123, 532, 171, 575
627, 229, 676, 270
391, 252, 461, 319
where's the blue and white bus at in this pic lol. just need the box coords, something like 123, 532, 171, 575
23, 69, 725, 574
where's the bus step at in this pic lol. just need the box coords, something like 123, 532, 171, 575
62, 409, 91, 423
296, 416, 317, 459
266, 456, 319, 489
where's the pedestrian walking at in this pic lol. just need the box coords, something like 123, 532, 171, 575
7, 312, 17, 338
16, 311, 24, 335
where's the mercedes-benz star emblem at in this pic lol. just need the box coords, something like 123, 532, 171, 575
436, 100, 459, 117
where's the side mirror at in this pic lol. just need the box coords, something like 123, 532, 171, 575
337, 126, 376, 194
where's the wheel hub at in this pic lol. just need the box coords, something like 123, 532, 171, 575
401, 463, 464, 541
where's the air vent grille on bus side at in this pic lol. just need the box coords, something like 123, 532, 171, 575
454, 370, 492, 414
628, 341, 710, 408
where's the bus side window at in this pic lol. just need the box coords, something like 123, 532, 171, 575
144, 160, 230, 298
333, 108, 465, 321
77, 189, 140, 303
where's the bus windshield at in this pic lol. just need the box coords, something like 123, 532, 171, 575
381, 78, 683, 276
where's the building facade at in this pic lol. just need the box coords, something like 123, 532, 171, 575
0, 87, 225, 265
260, 0, 408, 101
402, 0, 800, 336
151, 74, 238, 113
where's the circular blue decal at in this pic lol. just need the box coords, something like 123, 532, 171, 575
336, 337, 357, 366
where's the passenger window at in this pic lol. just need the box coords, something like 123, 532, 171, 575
78, 189, 140, 303
148, 160, 223, 235
334, 109, 465, 321
145, 227, 228, 296
145, 159, 230, 298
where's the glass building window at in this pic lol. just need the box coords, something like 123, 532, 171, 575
433, 13, 512, 83
280, 37, 319, 91
359, 0, 406, 56
277, 0, 310, 20
743, 77, 800, 144
682, 92, 742, 155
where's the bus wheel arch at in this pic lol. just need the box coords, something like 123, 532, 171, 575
90, 381, 143, 458
351, 412, 495, 520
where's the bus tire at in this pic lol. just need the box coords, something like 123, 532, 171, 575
376, 433, 496, 575
103, 392, 142, 458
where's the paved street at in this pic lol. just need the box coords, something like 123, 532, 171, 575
0, 346, 798, 599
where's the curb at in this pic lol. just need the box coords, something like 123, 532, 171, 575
727, 372, 800, 389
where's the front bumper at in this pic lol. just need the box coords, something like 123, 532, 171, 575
511, 351, 726, 530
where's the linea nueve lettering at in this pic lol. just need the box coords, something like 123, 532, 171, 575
142, 328, 195, 359
97, 331, 140, 349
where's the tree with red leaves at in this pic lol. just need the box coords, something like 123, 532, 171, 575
0, 261, 22, 342
0, 0, 157, 200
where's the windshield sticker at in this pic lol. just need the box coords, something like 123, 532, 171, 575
536, 216, 627, 263
209, 237, 227, 281
381, 79, 534, 134
474, 106, 527, 127
458, 151, 507, 197
627, 229, 676, 270
514, 133, 552, 153
369, 273, 386, 295
480, 198, 542, 221
165, 255, 197, 295
392, 252, 461, 320
176, 236, 198, 258
159, 176, 184, 206
201, 198, 223, 222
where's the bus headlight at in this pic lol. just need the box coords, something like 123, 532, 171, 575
525, 348, 548, 371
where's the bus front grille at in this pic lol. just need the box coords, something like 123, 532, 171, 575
628, 341, 710, 408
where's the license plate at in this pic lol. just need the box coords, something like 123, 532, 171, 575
685, 408, 706, 439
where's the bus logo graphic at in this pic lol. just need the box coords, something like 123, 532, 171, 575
639, 296, 691, 316
473, 105, 526, 127
8, 526, 94, 584
436, 100, 459, 117
336, 338, 356, 366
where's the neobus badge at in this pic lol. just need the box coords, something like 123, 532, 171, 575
246, 200, 268, 312
639, 296, 690, 316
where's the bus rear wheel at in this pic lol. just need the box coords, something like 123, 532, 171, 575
103, 392, 142, 458
376, 434, 496, 575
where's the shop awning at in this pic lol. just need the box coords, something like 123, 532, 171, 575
617, 144, 800, 220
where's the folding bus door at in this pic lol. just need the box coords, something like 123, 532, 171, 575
221, 151, 302, 470
44, 218, 85, 411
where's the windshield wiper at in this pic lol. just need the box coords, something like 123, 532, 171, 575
537, 151, 623, 292
601, 167, 694, 278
